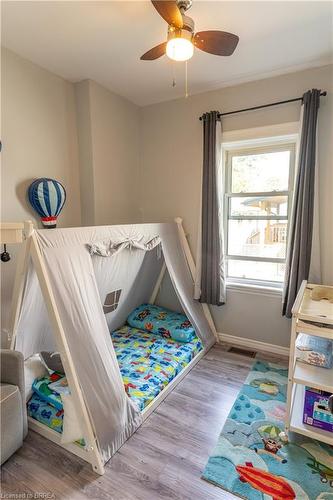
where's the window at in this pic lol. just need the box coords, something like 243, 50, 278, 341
224, 142, 295, 288
103, 289, 122, 314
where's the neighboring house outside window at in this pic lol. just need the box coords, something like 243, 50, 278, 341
224, 141, 295, 288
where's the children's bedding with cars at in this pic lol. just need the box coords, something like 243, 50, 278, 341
112, 324, 202, 410
26, 304, 202, 439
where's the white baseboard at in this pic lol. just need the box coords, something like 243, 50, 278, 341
218, 332, 289, 357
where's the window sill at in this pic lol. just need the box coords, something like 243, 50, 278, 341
226, 281, 283, 297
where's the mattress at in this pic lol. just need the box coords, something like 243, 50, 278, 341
27, 393, 86, 447
27, 393, 64, 433
111, 325, 202, 411
27, 325, 202, 430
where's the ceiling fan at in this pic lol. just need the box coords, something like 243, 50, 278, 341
140, 0, 239, 62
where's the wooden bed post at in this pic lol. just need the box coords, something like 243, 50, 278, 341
174, 217, 219, 343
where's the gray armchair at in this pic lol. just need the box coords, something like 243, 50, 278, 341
0, 349, 27, 464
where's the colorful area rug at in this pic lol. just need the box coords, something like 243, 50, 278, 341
202, 360, 333, 499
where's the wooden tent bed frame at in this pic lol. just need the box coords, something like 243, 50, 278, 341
1, 219, 218, 475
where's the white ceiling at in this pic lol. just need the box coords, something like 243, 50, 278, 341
2, 1, 332, 106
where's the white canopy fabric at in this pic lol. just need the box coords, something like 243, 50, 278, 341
15, 222, 215, 463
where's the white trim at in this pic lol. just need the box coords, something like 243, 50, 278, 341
0, 222, 25, 244
226, 281, 283, 297
222, 123, 299, 147
218, 332, 289, 357
228, 255, 285, 263
226, 190, 289, 198
223, 134, 298, 150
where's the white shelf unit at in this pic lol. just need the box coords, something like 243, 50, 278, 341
293, 361, 333, 393
286, 280, 333, 446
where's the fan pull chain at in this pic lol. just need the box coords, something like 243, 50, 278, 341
172, 61, 176, 88
185, 61, 189, 98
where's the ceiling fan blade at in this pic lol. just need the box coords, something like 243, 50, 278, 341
140, 42, 167, 60
194, 31, 239, 56
151, 1, 183, 28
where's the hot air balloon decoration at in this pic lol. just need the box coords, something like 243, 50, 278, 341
28, 178, 66, 228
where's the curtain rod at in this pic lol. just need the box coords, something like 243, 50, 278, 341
199, 91, 327, 121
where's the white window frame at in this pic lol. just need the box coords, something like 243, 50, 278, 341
223, 140, 296, 290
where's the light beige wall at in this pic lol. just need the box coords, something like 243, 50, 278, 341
1, 48, 81, 227
75, 80, 95, 226
141, 64, 333, 347
76, 80, 141, 225
0, 51, 141, 345
1, 48, 81, 340
90, 80, 141, 224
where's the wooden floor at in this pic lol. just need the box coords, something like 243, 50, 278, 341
1, 345, 286, 500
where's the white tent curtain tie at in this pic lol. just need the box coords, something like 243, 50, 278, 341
88, 235, 161, 257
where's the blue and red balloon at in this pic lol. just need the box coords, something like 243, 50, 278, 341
28, 178, 66, 228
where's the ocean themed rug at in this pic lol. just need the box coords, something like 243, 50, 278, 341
202, 360, 333, 499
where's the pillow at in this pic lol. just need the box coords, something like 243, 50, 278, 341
127, 304, 196, 343
24, 354, 49, 402
61, 393, 85, 444
32, 372, 65, 410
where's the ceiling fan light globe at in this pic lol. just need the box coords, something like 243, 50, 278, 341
166, 37, 194, 61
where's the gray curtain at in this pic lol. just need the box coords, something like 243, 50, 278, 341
282, 89, 321, 318
199, 111, 224, 306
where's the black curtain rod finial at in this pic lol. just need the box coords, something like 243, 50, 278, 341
199, 90, 327, 121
